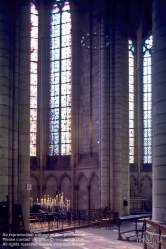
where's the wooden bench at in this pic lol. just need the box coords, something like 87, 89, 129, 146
118, 214, 152, 241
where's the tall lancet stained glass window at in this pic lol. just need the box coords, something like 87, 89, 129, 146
129, 40, 135, 163
30, 3, 38, 156
49, 1, 72, 156
143, 36, 153, 163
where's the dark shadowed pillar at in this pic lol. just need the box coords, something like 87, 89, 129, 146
100, 17, 110, 209
0, 1, 10, 201
152, 0, 166, 221
18, 0, 30, 231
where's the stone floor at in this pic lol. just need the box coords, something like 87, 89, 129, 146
20, 223, 143, 249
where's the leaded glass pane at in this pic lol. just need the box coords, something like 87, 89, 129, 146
129, 40, 135, 163
129, 111, 134, 120
49, 1, 71, 156
129, 129, 134, 137
129, 120, 134, 129
129, 156, 134, 164
143, 36, 153, 163
129, 146, 134, 155
30, 3, 38, 156
129, 137, 134, 146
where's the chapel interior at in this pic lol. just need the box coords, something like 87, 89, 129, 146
0, 0, 166, 233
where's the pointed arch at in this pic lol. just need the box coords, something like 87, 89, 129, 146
30, 173, 39, 185
60, 173, 71, 201
140, 174, 152, 210
88, 172, 100, 209
44, 174, 59, 197
77, 173, 88, 210
140, 174, 152, 187
30, 174, 39, 201
44, 173, 59, 186
88, 172, 99, 185
77, 172, 88, 185
60, 173, 71, 184
130, 174, 138, 188
130, 174, 138, 197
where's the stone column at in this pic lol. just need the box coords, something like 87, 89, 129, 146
121, 33, 130, 215
81, 12, 90, 155
114, 17, 123, 214
136, 23, 143, 187
86, 185, 90, 209
18, 0, 30, 231
152, 0, 166, 221
38, 0, 45, 200
0, 2, 10, 202
74, 185, 79, 210
113, 6, 129, 215
9, 5, 14, 228
109, 19, 114, 210
70, 2, 80, 209
13, 3, 19, 204
100, 18, 110, 209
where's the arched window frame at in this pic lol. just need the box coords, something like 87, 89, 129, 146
143, 35, 153, 164
129, 35, 152, 166
30, 2, 38, 156
49, 0, 72, 156
30, 1, 72, 167
129, 39, 135, 164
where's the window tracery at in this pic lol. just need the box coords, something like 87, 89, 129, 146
30, 3, 38, 156
49, 1, 72, 156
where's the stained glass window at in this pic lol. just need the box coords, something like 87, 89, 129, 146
129, 40, 135, 164
49, 1, 72, 156
30, 3, 38, 156
143, 36, 153, 163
